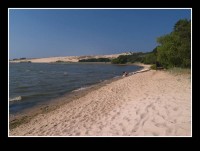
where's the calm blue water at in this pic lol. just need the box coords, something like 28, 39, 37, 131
9, 63, 142, 114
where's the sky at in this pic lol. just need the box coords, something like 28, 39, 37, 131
9, 9, 191, 59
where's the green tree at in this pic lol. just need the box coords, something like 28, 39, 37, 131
157, 19, 191, 68
142, 47, 157, 64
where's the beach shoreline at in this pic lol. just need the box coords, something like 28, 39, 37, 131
9, 64, 191, 136
9, 63, 146, 128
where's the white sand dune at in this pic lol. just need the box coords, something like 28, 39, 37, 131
10, 53, 129, 63
10, 66, 191, 136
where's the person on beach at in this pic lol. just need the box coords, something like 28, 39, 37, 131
122, 71, 128, 77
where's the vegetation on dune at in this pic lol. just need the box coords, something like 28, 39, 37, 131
55, 60, 72, 63
55, 60, 65, 63
111, 52, 145, 64
79, 58, 111, 62
110, 51, 158, 65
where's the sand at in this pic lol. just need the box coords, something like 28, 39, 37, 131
9, 65, 191, 136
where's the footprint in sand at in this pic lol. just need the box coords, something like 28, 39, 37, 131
136, 109, 140, 115
123, 117, 130, 122
156, 97, 160, 101
152, 105, 156, 110
140, 113, 147, 119
111, 116, 116, 120
173, 107, 178, 111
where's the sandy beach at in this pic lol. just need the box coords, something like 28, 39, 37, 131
9, 65, 191, 136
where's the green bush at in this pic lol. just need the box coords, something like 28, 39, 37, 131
142, 53, 157, 64
150, 64, 157, 70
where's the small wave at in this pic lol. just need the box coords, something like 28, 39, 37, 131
10, 96, 22, 102
113, 75, 120, 79
73, 86, 90, 92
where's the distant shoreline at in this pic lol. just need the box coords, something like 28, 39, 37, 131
9, 60, 150, 68
9, 52, 133, 63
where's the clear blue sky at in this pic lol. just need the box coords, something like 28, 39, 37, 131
9, 9, 191, 59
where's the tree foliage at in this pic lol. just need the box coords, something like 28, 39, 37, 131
156, 19, 191, 68
141, 47, 157, 64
